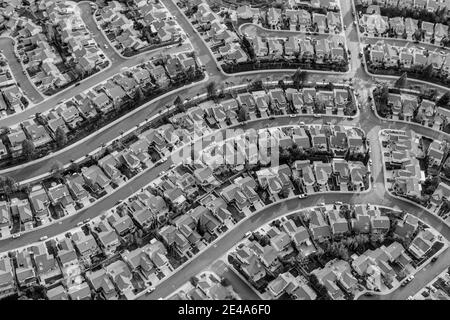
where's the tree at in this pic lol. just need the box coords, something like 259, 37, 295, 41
340, 205, 352, 220
421, 64, 434, 79
241, 35, 255, 60
238, 106, 248, 122
423, 175, 441, 194
279, 186, 290, 198
69, 161, 80, 173
0, 176, 17, 195
21, 139, 35, 160
220, 278, 231, 287
55, 126, 68, 148
278, 80, 286, 91
279, 147, 291, 164
414, 29, 422, 41
437, 92, 450, 108
50, 161, 64, 181
190, 276, 199, 287
394, 72, 408, 88
292, 68, 307, 89
206, 81, 217, 99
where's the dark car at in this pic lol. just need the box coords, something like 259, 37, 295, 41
431, 256, 438, 263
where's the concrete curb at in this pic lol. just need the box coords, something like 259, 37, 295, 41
237, 22, 344, 38
8, 93, 363, 240
133, 187, 374, 300
90, 1, 180, 61
378, 129, 450, 229
369, 88, 450, 141
354, 243, 449, 300
0, 30, 114, 118
2, 74, 209, 178
7, 80, 358, 182
362, 35, 447, 51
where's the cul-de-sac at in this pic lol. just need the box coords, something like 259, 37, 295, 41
0, 0, 449, 302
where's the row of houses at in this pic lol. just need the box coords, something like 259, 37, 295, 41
231, 204, 440, 300
193, 86, 354, 125
382, 130, 425, 199
236, 5, 342, 33
367, 41, 450, 76
360, 6, 449, 44
248, 35, 346, 65
0, 53, 27, 115
357, 0, 450, 13
46, 0, 109, 76
168, 271, 240, 300
383, 90, 450, 131
13, 1, 108, 93
190, 2, 248, 65
0, 217, 173, 300
0, 52, 197, 159
97, 0, 183, 53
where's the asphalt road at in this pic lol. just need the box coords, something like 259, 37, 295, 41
1, 0, 450, 301
363, 36, 450, 55
0, 37, 43, 104
238, 23, 345, 44
139, 192, 450, 300
78, 2, 125, 64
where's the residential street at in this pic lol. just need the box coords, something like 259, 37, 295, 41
0, 37, 43, 104
238, 23, 345, 44
1, 0, 450, 302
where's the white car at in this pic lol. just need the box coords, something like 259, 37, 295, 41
290, 114, 296, 118
104, 44, 108, 49
39, 236, 48, 241
244, 232, 252, 238
147, 286, 155, 294
335, 201, 343, 206
159, 171, 166, 177
319, 202, 325, 206
298, 194, 308, 199
12, 233, 21, 239
313, 114, 321, 118
299, 121, 305, 126
407, 296, 414, 300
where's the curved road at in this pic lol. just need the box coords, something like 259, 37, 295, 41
1, 0, 450, 301
3, 0, 449, 182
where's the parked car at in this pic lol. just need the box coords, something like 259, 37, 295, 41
243, 232, 252, 238
431, 256, 438, 263
77, 222, 83, 227
298, 194, 308, 199
83, 218, 91, 224
147, 286, 155, 294
39, 236, 48, 241
12, 233, 21, 239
